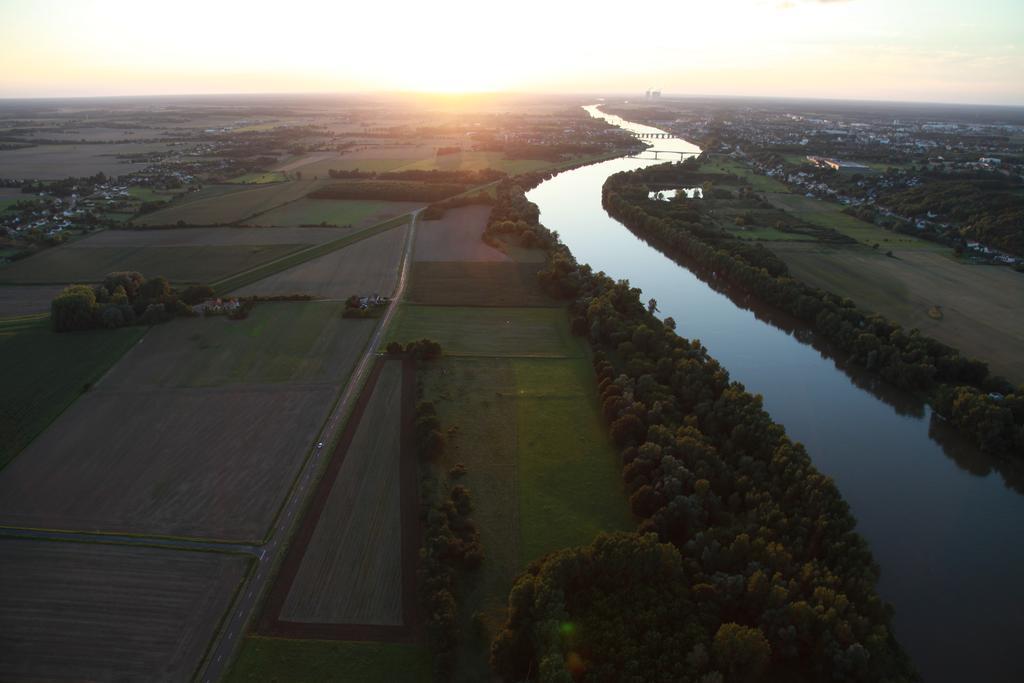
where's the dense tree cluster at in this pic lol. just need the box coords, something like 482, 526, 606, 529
601, 166, 1023, 457
486, 182, 916, 682
51, 271, 191, 332
874, 175, 1024, 257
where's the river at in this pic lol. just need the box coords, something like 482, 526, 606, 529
524, 104, 1024, 682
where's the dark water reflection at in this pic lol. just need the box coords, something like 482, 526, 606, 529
523, 106, 1024, 682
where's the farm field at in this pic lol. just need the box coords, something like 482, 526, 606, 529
773, 242, 1024, 383
0, 539, 249, 683
103, 302, 375, 388
0, 317, 145, 468
413, 205, 501, 262
63, 226, 341, 247
386, 304, 579, 357
419, 354, 631, 679
226, 638, 431, 683
0, 142, 174, 179
408, 261, 553, 307
0, 242, 303, 284
0, 304, 376, 540
397, 150, 557, 175
0, 284, 62, 317
280, 360, 405, 625
134, 179, 325, 226
236, 225, 408, 300
763, 192, 946, 250
251, 198, 420, 228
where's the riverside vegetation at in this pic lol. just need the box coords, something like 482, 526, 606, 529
477, 176, 916, 682
601, 158, 1023, 458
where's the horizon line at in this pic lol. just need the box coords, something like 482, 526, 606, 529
1, 89, 1022, 110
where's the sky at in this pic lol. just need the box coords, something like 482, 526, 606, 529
0, 0, 1021, 105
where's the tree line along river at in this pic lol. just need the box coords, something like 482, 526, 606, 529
523, 105, 1024, 683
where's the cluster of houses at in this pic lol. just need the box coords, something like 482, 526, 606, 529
192, 298, 242, 315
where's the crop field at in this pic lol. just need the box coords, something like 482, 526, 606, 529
763, 192, 946, 249
419, 355, 631, 678
103, 302, 375, 388
280, 361, 405, 626
134, 179, 325, 226
0, 142, 174, 179
236, 225, 408, 300
413, 205, 501, 261
227, 639, 431, 683
773, 243, 1024, 383
0, 317, 144, 468
386, 304, 580, 357
0, 304, 376, 540
407, 261, 553, 307
0, 284, 62, 317
0, 242, 304, 284
251, 198, 420, 228
64, 226, 340, 247
0, 539, 249, 683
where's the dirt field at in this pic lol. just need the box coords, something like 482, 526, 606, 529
0, 304, 377, 540
281, 361, 405, 625
236, 226, 408, 300
0, 243, 303, 284
134, 180, 326, 226
66, 226, 340, 247
0, 142, 174, 179
414, 205, 503, 262
407, 261, 553, 307
250, 199, 420, 228
0, 539, 248, 682
774, 243, 1024, 383
0, 284, 62, 317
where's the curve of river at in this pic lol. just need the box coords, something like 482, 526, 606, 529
525, 105, 1024, 683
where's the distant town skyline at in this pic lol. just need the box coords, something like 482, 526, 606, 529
1, 0, 1022, 105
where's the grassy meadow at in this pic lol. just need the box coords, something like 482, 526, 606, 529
226, 638, 432, 683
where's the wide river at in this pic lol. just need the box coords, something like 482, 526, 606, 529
526, 105, 1024, 682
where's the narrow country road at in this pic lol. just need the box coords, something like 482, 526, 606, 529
195, 208, 422, 683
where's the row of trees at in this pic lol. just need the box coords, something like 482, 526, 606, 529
486, 182, 916, 682
51, 272, 211, 332
602, 166, 1023, 456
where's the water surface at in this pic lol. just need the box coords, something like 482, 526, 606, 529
524, 105, 1024, 683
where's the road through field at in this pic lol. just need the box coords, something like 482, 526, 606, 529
197, 208, 422, 683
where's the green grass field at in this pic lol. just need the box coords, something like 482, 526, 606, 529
763, 192, 945, 249
134, 180, 324, 226
386, 304, 581, 357
225, 638, 432, 683
513, 357, 632, 561
421, 353, 631, 679
251, 198, 417, 227
0, 243, 304, 285
703, 156, 791, 193
398, 151, 557, 175
0, 317, 145, 468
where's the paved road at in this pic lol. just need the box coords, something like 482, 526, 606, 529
196, 208, 422, 683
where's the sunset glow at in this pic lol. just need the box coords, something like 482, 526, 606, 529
1, 0, 1021, 104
